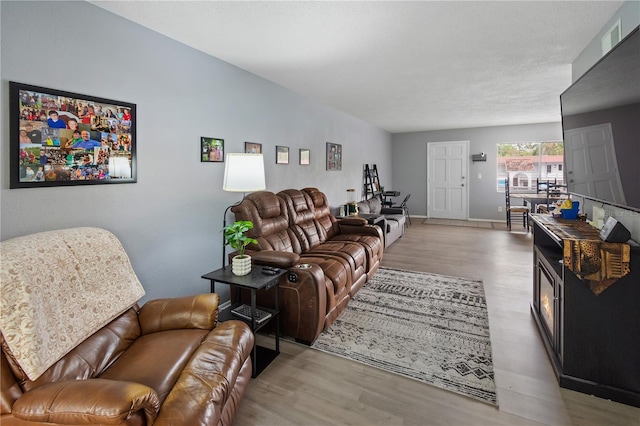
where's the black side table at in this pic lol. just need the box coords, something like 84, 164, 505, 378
201, 266, 285, 378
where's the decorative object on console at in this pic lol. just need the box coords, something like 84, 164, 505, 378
599, 216, 631, 243
9, 81, 137, 188
560, 200, 580, 220
326, 142, 342, 170
535, 214, 631, 295
201, 136, 224, 162
223, 220, 258, 276
222, 153, 266, 269
276, 145, 289, 164
346, 188, 358, 215
312, 266, 498, 406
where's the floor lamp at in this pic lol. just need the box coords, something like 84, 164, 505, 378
222, 153, 266, 268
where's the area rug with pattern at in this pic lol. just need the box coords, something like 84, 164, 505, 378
312, 266, 498, 406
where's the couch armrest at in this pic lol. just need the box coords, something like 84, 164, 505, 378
279, 264, 327, 344
139, 293, 220, 335
337, 223, 384, 240
12, 379, 159, 425
380, 207, 404, 215
250, 250, 300, 269
339, 217, 367, 226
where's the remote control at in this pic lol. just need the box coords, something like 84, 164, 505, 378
262, 269, 278, 275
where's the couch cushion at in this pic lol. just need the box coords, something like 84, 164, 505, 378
368, 198, 382, 214
99, 329, 209, 404
16, 308, 142, 393
12, 379, 159, 425
357, 200, 371, 214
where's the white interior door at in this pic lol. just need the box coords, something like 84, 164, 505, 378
564, 123, 626, 205
427, 141, 469, 220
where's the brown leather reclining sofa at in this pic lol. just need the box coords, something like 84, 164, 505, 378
231, 187, 384, 344
1, 227, 254, 425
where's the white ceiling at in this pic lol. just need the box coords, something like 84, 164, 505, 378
90, 1, 623, 133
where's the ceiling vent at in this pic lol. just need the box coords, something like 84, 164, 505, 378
601, 19, 621, 57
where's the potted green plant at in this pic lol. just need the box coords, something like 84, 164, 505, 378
223, 220, 258, 276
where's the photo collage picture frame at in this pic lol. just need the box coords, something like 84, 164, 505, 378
10, 82, 136, 188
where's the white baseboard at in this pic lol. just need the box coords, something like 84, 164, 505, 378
418, 215, 505, 223
467, 218, 506, 223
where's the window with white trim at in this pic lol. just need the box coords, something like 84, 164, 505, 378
497, 141, 564, 192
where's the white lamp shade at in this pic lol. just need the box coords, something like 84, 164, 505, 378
223, 153, 266, 192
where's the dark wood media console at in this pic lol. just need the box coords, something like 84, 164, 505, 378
530, 214, 640, 407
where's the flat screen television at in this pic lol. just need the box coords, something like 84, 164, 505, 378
560, 25, 640, 212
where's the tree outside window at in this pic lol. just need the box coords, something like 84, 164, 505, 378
497, 141, 564, 192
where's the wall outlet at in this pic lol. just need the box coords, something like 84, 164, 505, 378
498, 206, 503, 212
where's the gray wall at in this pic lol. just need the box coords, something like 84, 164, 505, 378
572, 1, 640, 82
0, 1, 392, 303
391, 122, 562, 221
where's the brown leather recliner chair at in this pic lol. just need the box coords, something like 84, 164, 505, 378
301, 187, 383, 284
230, 189, 383, 344
1, 227, 254, 425
278, 188, 368, 295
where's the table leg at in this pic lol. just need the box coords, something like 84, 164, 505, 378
275, 282, 280, 354
250, 289, 257, 378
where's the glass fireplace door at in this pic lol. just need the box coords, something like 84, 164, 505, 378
539, 263, 555, 342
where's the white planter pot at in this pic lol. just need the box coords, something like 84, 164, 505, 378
232, 255, 252, 276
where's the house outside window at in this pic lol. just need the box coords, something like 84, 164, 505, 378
497, 141, 564, 192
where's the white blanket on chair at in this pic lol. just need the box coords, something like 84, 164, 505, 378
0, 227, 145, 380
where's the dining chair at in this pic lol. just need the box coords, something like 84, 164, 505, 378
505, 180, 529, 231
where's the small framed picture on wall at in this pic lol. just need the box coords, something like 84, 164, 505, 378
299, 148, 310, 165
201, 137, 224, 162
276, 145, 289, 164
244, 142, 262, 154
326, 142, 342, 171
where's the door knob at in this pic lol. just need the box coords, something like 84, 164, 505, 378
461, 183, 465, 187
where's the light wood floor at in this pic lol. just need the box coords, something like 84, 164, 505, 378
233, 222, 640, 425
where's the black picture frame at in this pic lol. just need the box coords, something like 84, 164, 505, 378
201, 137, 224, 162
9, 81, 137, 188
244, 142, 262, 154
276, 145, 289, 164
326, 142, 342, 171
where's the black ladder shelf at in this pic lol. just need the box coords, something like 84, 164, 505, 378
363, 164, 383, 201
